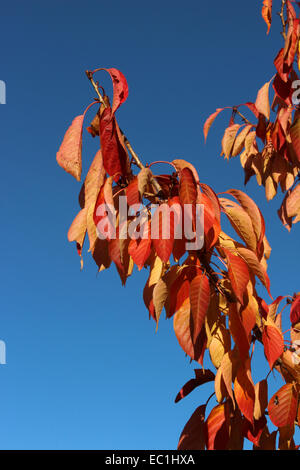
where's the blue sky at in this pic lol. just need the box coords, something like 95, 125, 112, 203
0, 0, 299, 450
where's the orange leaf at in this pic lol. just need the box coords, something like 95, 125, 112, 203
56, 115, 84, 181
173, 298, 207, 364
229, 303, 250, 362
268, 383, 298, 428
179, 167, 197, 206
203, 108, 225, 142
234, 360, 255, 424
128, 221, 151, 270
262, 322, 284, 369
189, 273, 210, 345
261, 0, 272, 34
224, 249, 250, 305
205, 403, 230, 450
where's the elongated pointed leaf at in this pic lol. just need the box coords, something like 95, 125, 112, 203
177, 405, 206, 450
255, 81, 271, 121
224, 249, 250, 305
205, 403, 230, 450
268, 383, 298, 428
234, 360, 255, 424
175, 369, 215, 403
57, 115, 84, 181
203, 108, 225, 142
189, 273, 210, 345
262, 322, 284, 369
262, 0, 272, 34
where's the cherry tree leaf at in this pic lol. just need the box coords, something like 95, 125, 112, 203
56, 115, 84, 181
262, 0, 272, 34
205, 403, 230, 450
262, 321, 284, 369
177, 405, 206, 450
223, 249, 250, 305
255, 81, 271, 121
189, 273, 210, 345
234, 360, 255, 424
268, 383, 298, 428
174, 369, 215, 403
203, 108, 226, 142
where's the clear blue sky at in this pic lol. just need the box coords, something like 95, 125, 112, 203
0, 0, 299, 450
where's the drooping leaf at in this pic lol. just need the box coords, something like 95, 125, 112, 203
261, 0, 272, 34
177, 405, 206, 450
242, 415, 267, 447
255, 81, 271, 121
221, 124, 241, 159
219, 198, 257, 252
189, 272, 210, 345
268, 383, 298, 428
205, 402, 230, 450
223, 249, 250, 305
56, 114, 84, 181
262, 321, 284, 369
99, 106, 131, 181
236, 247, 271, 296
179, 167, 198, 206
128, 221, 151, 270
234, 359, 255, 425
97, 68, 129, 115
175, 369, 215, 403
203, 108, 226, 142
229, 303, 250, 361
254, 379, 268, 421
173, 298, 207, 364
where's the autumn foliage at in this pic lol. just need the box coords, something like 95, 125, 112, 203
205, 0, 300, 231
57, 1, 300, 451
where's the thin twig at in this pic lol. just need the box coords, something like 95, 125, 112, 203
85, 70, 164, 197
279, 0, 287, 40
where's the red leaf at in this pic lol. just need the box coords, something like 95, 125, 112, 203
99, 107, 131, 181
126, 177, 140, 207
262, 323, 284, 369
290, 295, 300, 325
205, 403, 230, 450
98, 68, 129, 115
173, 298, 207, 364
229, 303, 250, 362
152, 199, 180, 263
175, 369, 215, 403
177, 405, 206, 450
223, 249, 250, 305
56, 114, 84, 181
268, 384, 298, 428
234, 360, 255, 425
168, 272, 190, 318
189, 273, 210, 345
179, 167, 197, 206
128, 221, 151, 270
242, 415, 267, 447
